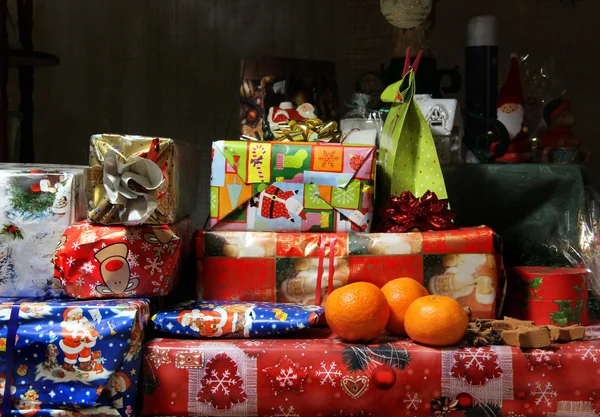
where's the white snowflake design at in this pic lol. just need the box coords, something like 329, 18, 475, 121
76, 277, 85, 287
126, 252, 139, 268
292, 342, 310, 350
81, 261, 96, 275
141, 242, 152, 252
65, 256, 76, 267
334, 182, 359, 206
203, 368, 236, 396
456, 348, 492, 370
403, 393, 423, 410
243, 340, 264, 347
80, 230, 98, 244
123, 228, 142, 243
526, 349, 553, 364
529, 381, 558, 407
315, 361, 342, 387
144, 257, 163, 275
306, 185, 325, 206
575, 346, 600, 362
88, 282, 101, 297
210, 192, 218, 211
269, 405, 299, 417
276, 367, 300, 389
71, 242, 81, 251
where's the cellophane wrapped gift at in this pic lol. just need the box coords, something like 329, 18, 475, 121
86, 134, 199, 226
53, 218, 192, 299
0, 298, 150, 417
141, 327, 600, 417
209, 140, 375, 232
197, 226, 505, 318
0, 164, 85, 297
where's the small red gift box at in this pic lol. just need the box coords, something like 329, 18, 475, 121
505, 266, 589, 326
197, 226, 505, 318
53, 218, 192, 299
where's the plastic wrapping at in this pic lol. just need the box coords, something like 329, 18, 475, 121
340, 93, 382, 147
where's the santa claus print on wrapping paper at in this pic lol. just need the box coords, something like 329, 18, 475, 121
0, 372, 16, 402
250, 184, 306, 224
59, 306, 101, 373
105, 371, 131, 410
94, 243, 138, 296
176, 303, 255, 338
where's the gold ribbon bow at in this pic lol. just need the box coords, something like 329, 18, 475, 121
274, 118, 341, 143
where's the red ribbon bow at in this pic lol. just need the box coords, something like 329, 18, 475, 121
376, 191, 456, 233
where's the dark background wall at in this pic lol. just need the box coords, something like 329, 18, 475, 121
12, 0, 599, 221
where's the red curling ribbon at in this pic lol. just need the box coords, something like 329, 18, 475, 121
376, 190, 456, 233
315, 235, 337, 306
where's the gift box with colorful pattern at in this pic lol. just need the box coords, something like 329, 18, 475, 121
209, 140, 375, 232
505, 267, 589, 326
0, 298, 150, 417
86, 134, 199, 226
0, 164, 86, 297
53, 218, 192, 299
197, 226, 504, 318
141, 326, 600, 417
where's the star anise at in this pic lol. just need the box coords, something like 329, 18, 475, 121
464, 320, 503, 347
431, 397, 459, 416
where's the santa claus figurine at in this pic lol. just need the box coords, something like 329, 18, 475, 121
177, 304, 255, 337
268, 101, 317, 132
495, 54, 531, 163
59, 306, 99, 372
540, 98, 588, 163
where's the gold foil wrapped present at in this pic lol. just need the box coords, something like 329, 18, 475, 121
87, 134, 199, 225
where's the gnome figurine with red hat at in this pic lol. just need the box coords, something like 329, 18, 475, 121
495, 54, 532, 163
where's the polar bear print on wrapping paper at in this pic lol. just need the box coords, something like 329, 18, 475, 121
94, 243, 138, 296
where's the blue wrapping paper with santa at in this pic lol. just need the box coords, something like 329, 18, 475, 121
0, 298, 149, 417
151, 301, 323, 338
209, 140, 375, 232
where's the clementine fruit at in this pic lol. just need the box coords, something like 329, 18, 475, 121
404, 295, 469, 346
381, 278, 429, 335
325, 282, 389, 342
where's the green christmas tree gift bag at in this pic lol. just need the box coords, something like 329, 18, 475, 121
377, 49, 448, 212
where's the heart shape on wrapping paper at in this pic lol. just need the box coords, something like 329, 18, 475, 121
341, 375, 369, 399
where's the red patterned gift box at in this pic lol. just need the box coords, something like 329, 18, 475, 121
197, 226, 505, 318
141, 327, 600, 417
53, 217, 192, 299
505, 267, 589, 326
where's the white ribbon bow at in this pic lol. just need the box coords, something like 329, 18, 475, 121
103, 149, 165, 225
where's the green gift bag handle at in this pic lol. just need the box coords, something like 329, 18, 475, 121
377, 47, 448, 206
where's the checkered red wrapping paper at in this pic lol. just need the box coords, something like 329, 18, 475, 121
197, 226, 504, 318
141, 326, 600, 417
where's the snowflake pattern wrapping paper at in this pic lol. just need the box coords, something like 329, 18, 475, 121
151, 300, 323, 338
209, 140, 376, 233
53, 218, 192, 299
0, 298, 150, 417
0, 165, 86, 297
197, 226, 504, 316
86, 134, 199, 225
141, 326, 600, 417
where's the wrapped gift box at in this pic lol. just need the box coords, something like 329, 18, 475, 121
0, 164, 86, 297
86, 134, 199, 226
209, 140, 375, 232
53, 218, 192, 299
141, 327, 600, 417
0, 298, 150, 417
197, 226, 504, 318
505, 267, 589, 326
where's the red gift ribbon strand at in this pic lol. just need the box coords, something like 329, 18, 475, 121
315, 235, 337, 306
376, 191, 456, 233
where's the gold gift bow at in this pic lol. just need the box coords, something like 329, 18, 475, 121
274, 118, 341, 143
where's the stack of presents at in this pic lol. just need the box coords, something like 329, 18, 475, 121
0, 55, 598, 417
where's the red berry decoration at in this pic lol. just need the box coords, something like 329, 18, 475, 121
456, 392, 473, 408
370, 365, 396, 390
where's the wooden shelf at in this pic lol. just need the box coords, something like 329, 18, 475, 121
4, 49, 59, 68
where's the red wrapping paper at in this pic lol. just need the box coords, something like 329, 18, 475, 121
197, 226, 504, 318
505, 267, 589, 326
53, 218, 192, 299
141, 327, 600, 417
